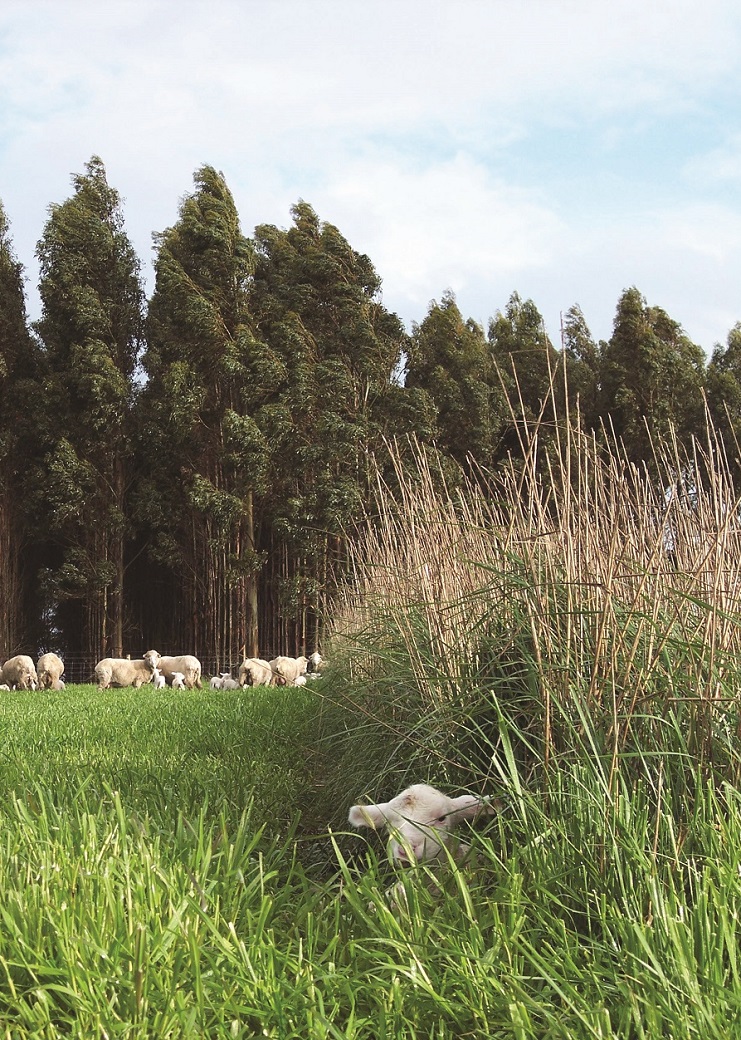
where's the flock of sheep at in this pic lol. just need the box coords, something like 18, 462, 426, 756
0, 649, 324, 692
1, 648, 494, 899
0, 652, 65, 691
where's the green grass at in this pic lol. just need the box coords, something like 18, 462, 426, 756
0, 682, 738, 1037
6, 411, 741, 1035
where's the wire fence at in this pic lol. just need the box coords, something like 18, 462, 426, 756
45, 654, 246, 686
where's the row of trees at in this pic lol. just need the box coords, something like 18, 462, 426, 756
0, 156, 739, 664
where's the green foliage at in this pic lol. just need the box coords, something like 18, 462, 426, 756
24, 156, 145, 654
406, 291, 508, 469
599, 286, 706, 462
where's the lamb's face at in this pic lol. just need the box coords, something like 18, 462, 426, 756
349, 783, 493, 865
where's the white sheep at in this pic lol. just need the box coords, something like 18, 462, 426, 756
209, 675, 223, 689
171, 671, 186, 689
51, 679, 65, 690
1, 655, 39, 691
95, 650, 161, 690
309, 651, 325, 673
152, 667, 166, 689
269, 655, 309, 686
238, 658, 274, 687
221, 676, 239, 690
157, 655, 202, 689
37, 652, 65, 690
348, 783, 495, 866
293, 674, 307, 686
0, 683, 9, 691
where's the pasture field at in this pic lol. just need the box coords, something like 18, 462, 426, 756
6, 413, 741, 1037
0, 680, 741, 1038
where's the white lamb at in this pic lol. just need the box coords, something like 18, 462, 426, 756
171, 672, 186, 689
293, 674, 307, 686
348, 783, 495, 866
209, 675, 223, 689
221, 677, 239, 690
152, 667, 166, 689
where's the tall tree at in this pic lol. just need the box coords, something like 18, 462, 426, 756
251, 201, 408, 653
561, 304, 601, 431
706, 323, 741, 481
136, 165, 279, 663
0, 201, 41, 653
405, 291, 507, 470
599, 287, 706, 464
30, 157, 144, 657
487, 292, 561, 460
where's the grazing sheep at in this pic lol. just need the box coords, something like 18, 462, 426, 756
1, 655, 39, 691
95, 650, 161, 690
308, 651, 326, 673
152, 667, 166, 689
171, 672, 186, 689
37, 652, 65, 690
238, 657, 274, 687
157, 655, 202, 689
269, 655, 309, 686
209, 675, 223, 689
349, 783, 496, 866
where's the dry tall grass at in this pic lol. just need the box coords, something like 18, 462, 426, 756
328, 398, 741, 785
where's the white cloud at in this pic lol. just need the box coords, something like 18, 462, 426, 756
1, 0, 741, 351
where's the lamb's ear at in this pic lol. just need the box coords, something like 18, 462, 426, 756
447, 794, 497, 821
348, 802, 389, 830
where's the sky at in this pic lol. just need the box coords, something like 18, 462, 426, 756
1, 0, 741, 354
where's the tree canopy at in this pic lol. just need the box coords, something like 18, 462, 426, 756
0, 157, 734, 664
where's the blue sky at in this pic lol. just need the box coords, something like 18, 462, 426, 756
1, 0, 741, 353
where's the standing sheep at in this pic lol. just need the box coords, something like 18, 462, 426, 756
238, 658, 274, 687
171, 672, 186, 689
152, 667, 166, 689
37, 652, 65, 690
157, 655, 202, 689
95, 650, 161, 690
1, 655, 38, 690
269, 655, 309, 686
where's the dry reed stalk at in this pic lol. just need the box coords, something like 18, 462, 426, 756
331, 380, 741, 764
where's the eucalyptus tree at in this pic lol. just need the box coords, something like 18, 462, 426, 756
251, 201, 408, 652
598, 287, 706, 465
137, 165, 279, 661
706, 323, 741, 481
0, 201, 41, 652
31, 157, 144, 657
405, 291, 507, 471
561, 304, 601, 431
487, 291, 561, 462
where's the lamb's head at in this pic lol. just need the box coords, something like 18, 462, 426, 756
349, 783, 494, 865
